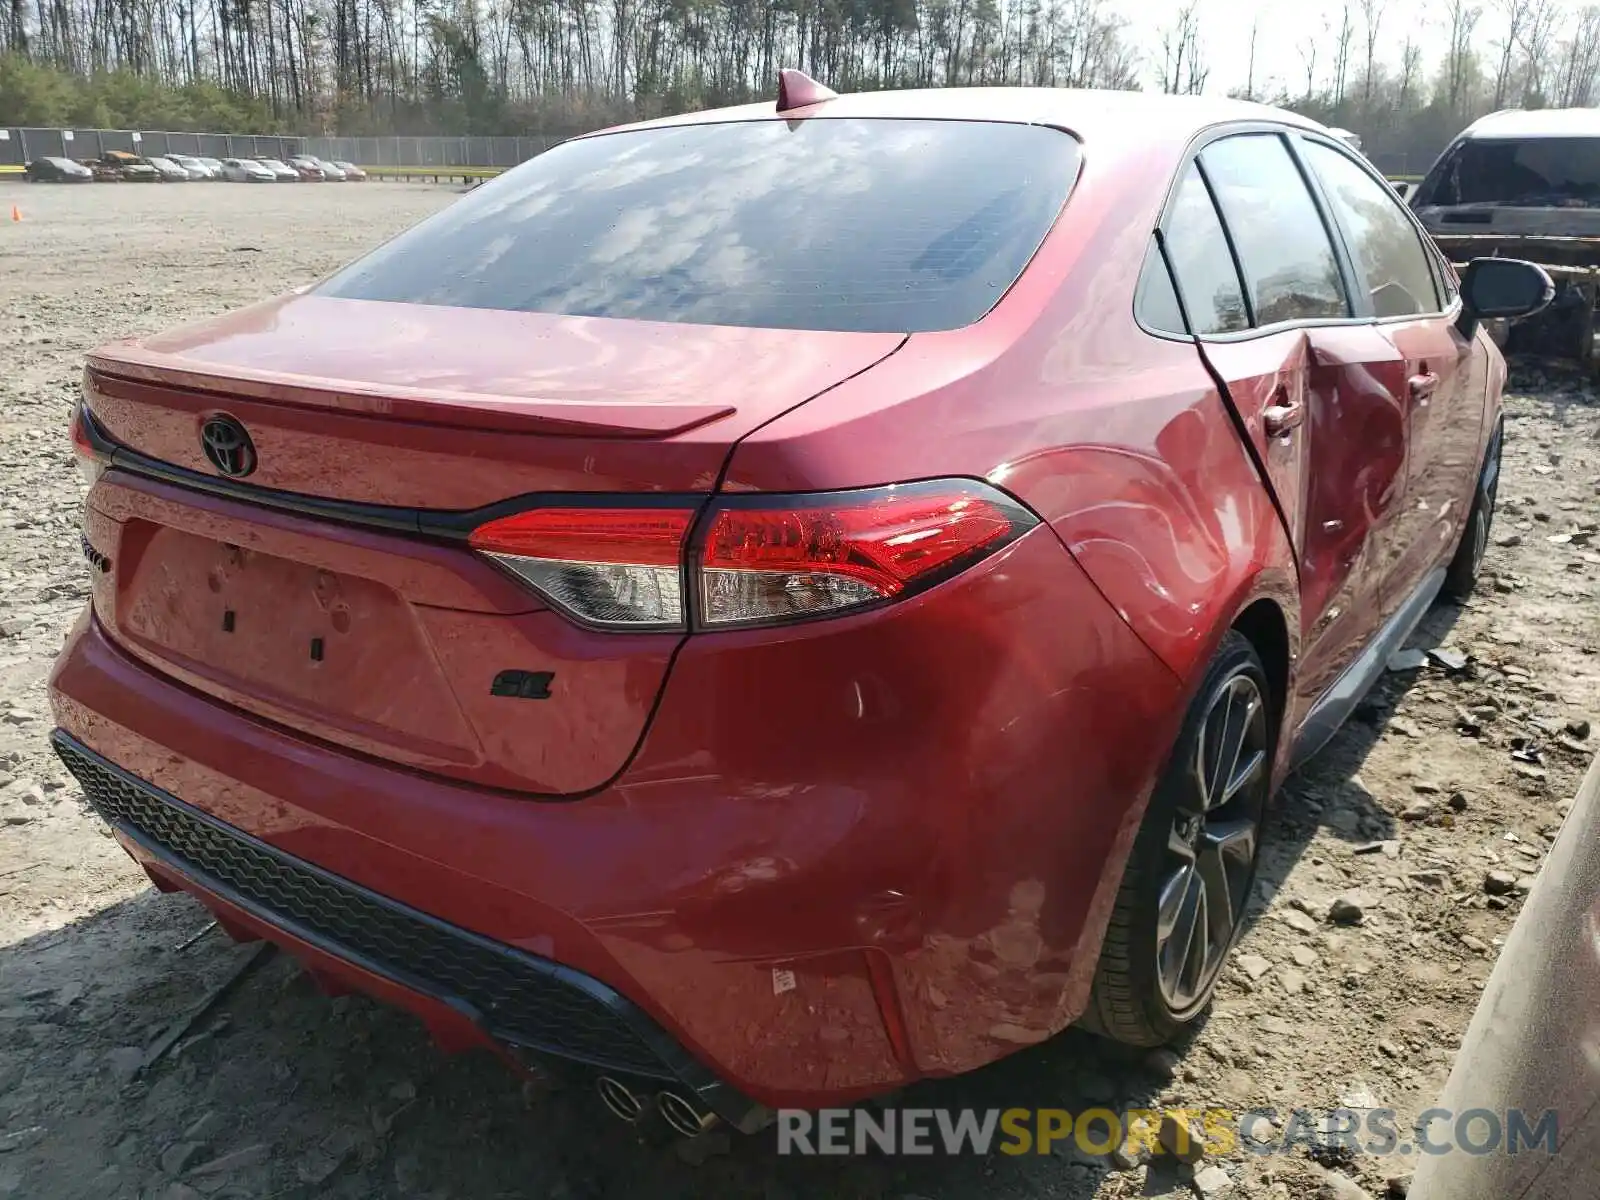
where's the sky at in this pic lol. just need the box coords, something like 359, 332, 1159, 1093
1116, 0, 1590, 97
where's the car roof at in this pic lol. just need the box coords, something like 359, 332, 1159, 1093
1459, 108, 1600, 139
593, 86, 1325, 146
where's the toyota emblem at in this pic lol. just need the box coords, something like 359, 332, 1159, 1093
199, 414, 256, 478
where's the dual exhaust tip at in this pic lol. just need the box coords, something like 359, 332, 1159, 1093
597, 1075, 718, 1138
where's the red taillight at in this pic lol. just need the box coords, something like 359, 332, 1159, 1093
70, 405, 107, 490
466, 482, 1034, 632
699, 482, 1032, 627
468, 507, 695, 630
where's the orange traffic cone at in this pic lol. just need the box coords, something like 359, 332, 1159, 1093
9, 205, 19, 222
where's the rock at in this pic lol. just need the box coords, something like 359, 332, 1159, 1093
1110, 1140, 1148, 1171
1448, 792, 1469, 812
1460, 934, 1491, 955
160, 1140, 204, 1175
2, 816, 32, 827
1283, 908, 1320, 934
1317, 1170, 1376, 1200
1143, 1047, 1182, 1081
1291, 945, 1319, 967
180, 1112, 220, 1143
1496, 533, 1523, 548
1484, 870, 1518, 896
15, 784, 42, 807
0, 1127, 44, 1155
187, 1144, 268, 1176
1389, 718, 1422, 738
295, 1146, 349, 1186
1567, 718, 1592, 741
1279, 967, 1308, 994
1513, 763, 1549, 782
1379, 1040, 1403, 1058
105, 1046, 144, 1083
1237, 954, 1272, 981
1193, 1164, 1234, 1196
1157, 1113, 1206, 1164
1428, 648, 1469, 672
1328, 896, 1366, 926
673, 1131, 732, 1166
1387, 649, 1428, 672
1386, 1173, 1414, 1197
1400, 800, 1434, 822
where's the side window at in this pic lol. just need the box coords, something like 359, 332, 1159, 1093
1302, 141, 1441, 318
1200, 135, 1350, 326
1135, 242, 1187, 334
1156, 164, 1251, 335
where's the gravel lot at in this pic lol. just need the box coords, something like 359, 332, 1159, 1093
1, 180, 1598, 1200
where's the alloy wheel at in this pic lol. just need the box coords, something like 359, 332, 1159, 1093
1155, 672, 1269, 1014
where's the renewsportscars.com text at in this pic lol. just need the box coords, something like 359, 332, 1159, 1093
776, 1106, 1559, 1158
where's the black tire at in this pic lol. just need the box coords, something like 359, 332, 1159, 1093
1442, 418, 1503, 603
1081, 630, 1275, 1047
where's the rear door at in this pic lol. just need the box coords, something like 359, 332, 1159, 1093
1152, 132, 1410, 713
1298, 137, 1481, 614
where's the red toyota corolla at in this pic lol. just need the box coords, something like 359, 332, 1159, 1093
50, 81, 1551, 1134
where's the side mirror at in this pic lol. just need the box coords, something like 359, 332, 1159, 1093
1457, 258, 1554, 338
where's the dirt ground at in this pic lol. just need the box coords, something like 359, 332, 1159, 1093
0, 180, 1597, 1200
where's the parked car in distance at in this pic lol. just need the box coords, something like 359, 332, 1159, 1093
253, 157, 300, 181
333, 161, 367, 180
145, 156, 190, 182
197, 157, 227, 177
169, 154, 217, 180
221, 158, 277, 183
1411, 108, 1600, 371
98, 151, 159, 182
23, 156, 93, 182
81, 159, 122, 182
285, 155, 328, 180
54, 81, 1555, 1132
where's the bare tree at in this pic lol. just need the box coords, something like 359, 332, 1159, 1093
1243, 15, 1257, 100
1332, 2, 1354, 103
1157, 0, 1206, 94
1298, 16, 1327, 102
1358, 0, 1385, 110
1444, 0, 1484, 117
1397, 34, 1422, 109
1557, 4, 1600, 106
1492, 0, 1531, 106
1516, 0, 1562, 104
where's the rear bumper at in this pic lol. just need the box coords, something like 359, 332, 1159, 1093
52, 730, 765, 1128
49, 524, 1185, 1107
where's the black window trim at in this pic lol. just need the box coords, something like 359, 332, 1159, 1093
1136, 119, 1462, 346
1289, 130, 1459, 324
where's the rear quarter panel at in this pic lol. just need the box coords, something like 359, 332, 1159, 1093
724, 122, 1301, 733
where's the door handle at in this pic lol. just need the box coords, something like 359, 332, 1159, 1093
1263, 399, 1304, 438
1409, 371, 1439, 402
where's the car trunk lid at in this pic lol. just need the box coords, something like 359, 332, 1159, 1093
82, 294, 904, 793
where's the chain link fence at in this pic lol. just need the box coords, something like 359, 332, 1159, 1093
302, 135, 558, 168
0, 128, 306, 167
0, 127, 563, 171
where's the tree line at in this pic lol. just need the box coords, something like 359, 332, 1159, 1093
1, 0, 1598, 171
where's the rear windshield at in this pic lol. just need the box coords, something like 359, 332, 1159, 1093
317, 119, 1081, 333
1418, 137, 1600, 207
